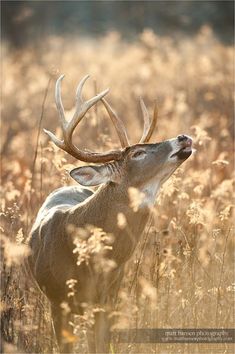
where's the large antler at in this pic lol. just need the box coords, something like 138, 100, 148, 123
45, 75, 158, 163
44, 75, 123, 163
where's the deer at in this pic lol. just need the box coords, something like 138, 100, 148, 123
28, 74, 193, 353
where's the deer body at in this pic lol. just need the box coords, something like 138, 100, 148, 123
28, 75, 193, 353
29, 183, 151, 353
30, 182, 150, 300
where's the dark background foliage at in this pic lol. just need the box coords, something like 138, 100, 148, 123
2, 0, 234, 47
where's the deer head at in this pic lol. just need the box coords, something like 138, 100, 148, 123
44, 75, 193, 201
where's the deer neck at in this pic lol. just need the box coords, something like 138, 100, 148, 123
67, 182, 151, 255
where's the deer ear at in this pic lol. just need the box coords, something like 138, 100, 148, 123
70, 164, 120, 186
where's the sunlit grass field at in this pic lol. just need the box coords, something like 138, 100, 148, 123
1, 26, 234, 353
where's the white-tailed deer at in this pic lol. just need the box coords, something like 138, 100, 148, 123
28, 75, 193, 353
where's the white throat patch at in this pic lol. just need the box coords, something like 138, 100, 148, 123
139, 166, 177, 209
139, 178, 161, 209
140, 181, 161, 208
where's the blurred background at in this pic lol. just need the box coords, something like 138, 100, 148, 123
2, 1, 234, 46
1, 1, 234, 353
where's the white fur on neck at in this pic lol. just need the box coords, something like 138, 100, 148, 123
139, 166, 177, 209
140, 178, 161, 208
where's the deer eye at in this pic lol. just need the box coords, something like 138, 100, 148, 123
131, 150, 146, 159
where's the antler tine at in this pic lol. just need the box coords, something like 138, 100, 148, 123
55, 75, 67, 129
43, 128, 65, 149
101, 98, 130, 148
142, 100, 158, 143
139, 97, 151, 143
75, 74, 90, 105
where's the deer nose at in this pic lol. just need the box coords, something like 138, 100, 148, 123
177, 134, 192, 146
177, 134, 188, 142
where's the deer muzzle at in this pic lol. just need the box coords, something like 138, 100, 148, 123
170, 135, 193, 160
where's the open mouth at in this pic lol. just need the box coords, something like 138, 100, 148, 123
170, 146, 192, 160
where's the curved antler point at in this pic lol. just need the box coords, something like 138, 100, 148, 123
58, 74, 65, 81
83, 74, 90, 82
43, 128, 50, 135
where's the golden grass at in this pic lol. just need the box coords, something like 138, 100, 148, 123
1, 26, 234, 353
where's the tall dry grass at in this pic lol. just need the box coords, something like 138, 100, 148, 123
1, 26, 234, 353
